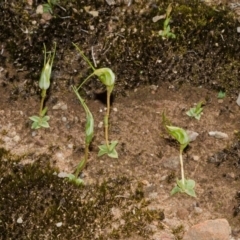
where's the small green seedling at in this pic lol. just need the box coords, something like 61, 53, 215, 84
73, 43, 118, 158
66, 86, 94, 185
218, 90, 226, 99
165, 125, 196, 197
29, 42, 56, 129
159, 4, 176, 39
43, 0, 58, 14
186, 101, 203, 120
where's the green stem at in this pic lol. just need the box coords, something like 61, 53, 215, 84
74, 144, 89, 178
104, 90, 111, 148
72, 43, 95, 72
39, 90, 46, 116
76, 73, 95, 91
180, 149, 185, 185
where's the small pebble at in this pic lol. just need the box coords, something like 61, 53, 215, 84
13, 135, 20, 142
62, 117, 67, 122
98, 121, 103, 128
141, 180, 150, 185
186, 130, 199, 142
52, 102, 68, 110
113, 107, 118, 112
67, 143, 73, 149
192, 155, 199, 161
31, 131, 37, 137
36, 5, 43, 14
208, 131, 228, 139
58, 172, 69, 178
17, 217, 23, 224
194, 207, 203, 214
56, 222, 63, 227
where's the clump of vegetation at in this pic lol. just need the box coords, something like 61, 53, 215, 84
218, 90, 226, 99
73, 43, 118, 158
159, 4, 176, 39
43, 0, 65, 14
166, 125, 196, 197
163, 113, 196, 197
186, 101, 203, 120
29, 43, 56, 129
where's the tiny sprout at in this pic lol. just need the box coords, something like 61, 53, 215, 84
29, 42, 56, 129
218, 90, 226, 99
43, 0, 58, 14
66, 86, 94, 185
159, 4, 176, 39
73, 43, 118, 159
165, 124, 196, 197
186, 101, 203, 120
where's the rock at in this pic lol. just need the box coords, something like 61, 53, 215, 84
57, 172, 69, 178
208, 131, 228, 139
56, 222, 62, 227
183, 219, 231, 240
194, 207, 203, 214
192, 155, 199, 161
105, 0, 115, 5
17, 217, 23, 224
163, 156, 179, 170
186, 130, 199, 142
42, 12, 53, 21
36, 5, 43, 14
52, 102, 68, 110
237, 93, 240, 106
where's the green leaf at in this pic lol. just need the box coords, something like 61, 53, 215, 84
31, 121, 40, 129
166, 125, 190, 148
43, 3, 52, 13
170, 185, 182, 195
98, 142, 118, 158
176, 178, 185, 189
40, 120, 50, 128
29, 116, 40, 122
72, 86, 94, 145
186, 101, 203, 120
218, 90, 226, 99
185, 179, 195, 189
39, 43, 56, 90
108, 140, 118, 151
66, 174, 84, 186
164, 18, 170, 28
94, 68, 115, 87
185, 188, 196, 198
42, 115, 50, 121
108, 148, 118, 158
41, 107, 48, 117
98, 144, 108, 157
173, 178, 196, 197
66, 173, 76, 181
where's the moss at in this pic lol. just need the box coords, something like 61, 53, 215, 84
172, 224, 184, 239
1, 0, 240, 98
0, 151, 165, 239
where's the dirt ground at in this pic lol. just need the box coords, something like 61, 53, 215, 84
1, 0, 240, 239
